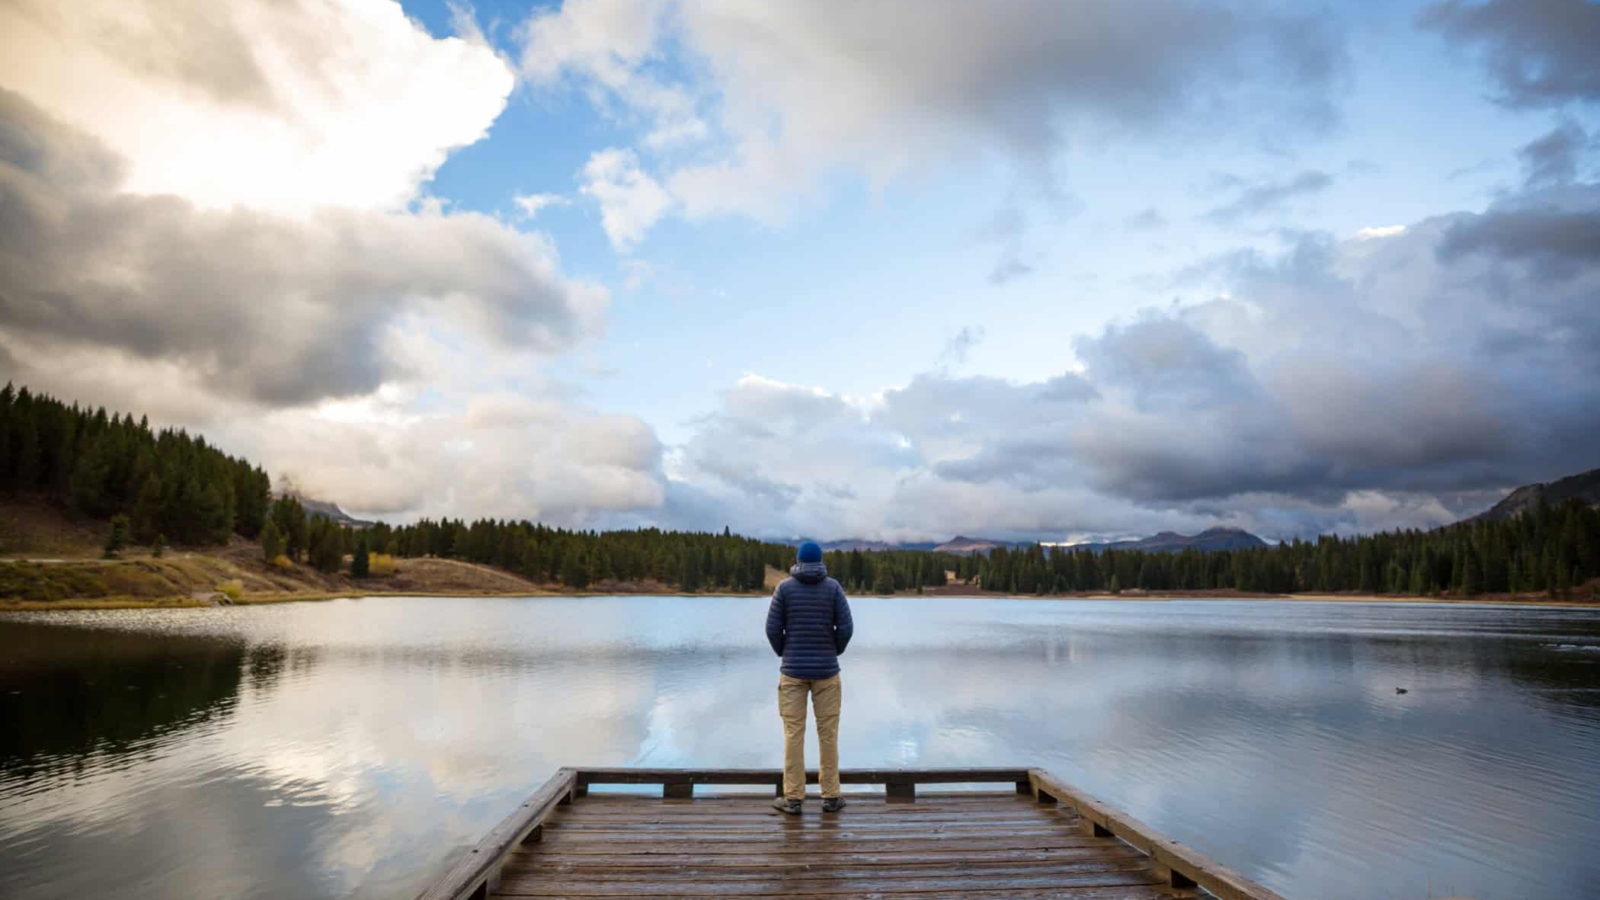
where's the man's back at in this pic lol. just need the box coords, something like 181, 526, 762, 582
766, 560, 854, 680
765, 544, 853, 814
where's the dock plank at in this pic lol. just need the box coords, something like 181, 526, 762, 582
497, 870, 1166, 896
520, 847, 1144, 870
485, 792, 1197, 900
422, 773, 1240, 900
505, 883, 1196, 896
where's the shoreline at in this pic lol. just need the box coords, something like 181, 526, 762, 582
6, 587, 1597, 612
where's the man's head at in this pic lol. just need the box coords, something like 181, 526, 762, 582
797, 541, 823, 564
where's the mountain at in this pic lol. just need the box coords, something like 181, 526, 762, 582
280, 492, 376, 528
1469, 467, 1600, 522
782, 535, 1012, 555
820, 539, 938, 552
792, 529, 1267, 556
1066, 527, 1267, 554
933, 536, 1016, 556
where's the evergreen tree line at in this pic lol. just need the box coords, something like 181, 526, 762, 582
0, 384, 270, 545
258, 495, 369, 576
346, 519, 972, 593
368, 519, 788, 591
969, 498, 1599, 598
9, 382, 1594, 599
364, 501, 1597, 598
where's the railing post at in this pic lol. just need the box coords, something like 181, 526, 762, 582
1027, 770, 1057, 805
1081, 818, 1113, 837
1152, 861, 1199, 889
886, 779, 915, 803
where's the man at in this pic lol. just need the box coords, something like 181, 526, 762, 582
765, 540, 854, 814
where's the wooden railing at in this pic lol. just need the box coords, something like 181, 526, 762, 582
415, 765, 1289, 900
1028, 768, 1288, 900
573, 765, 1033, 800
414, 767, 577, 900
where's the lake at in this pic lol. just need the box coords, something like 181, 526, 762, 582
2, 596, 1599, 900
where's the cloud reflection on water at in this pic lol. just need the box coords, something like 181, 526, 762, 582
2, 596, 1599, 900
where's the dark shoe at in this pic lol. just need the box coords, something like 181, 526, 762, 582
772, 797, 802, 815
822, 796, 846, 813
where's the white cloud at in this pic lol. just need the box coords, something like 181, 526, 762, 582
579, 147, 674, 249
0, 0, 515, 215
1354, 224, 1407, 239
0, 93, 608, 406
0, 0, 664, 528
513, 192, 570, 218
237, 390, 666, 523
516, 0, 1345, 242
517, 0, 705, 151
669, 186, 1600, 541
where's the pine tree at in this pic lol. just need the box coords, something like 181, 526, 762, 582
1109, 574, 1122, 595
261, 518, 284, 563
131, 474, 163, 543
13, 409, 40, 490
873, 566, 895, 595
270, 496, 308, 560
151, 534, 166, 558
351, 536, 370, 578
104, 514, 129, 558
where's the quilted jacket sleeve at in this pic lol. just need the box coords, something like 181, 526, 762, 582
832, 583, 854, 655
765, 584, 787, 656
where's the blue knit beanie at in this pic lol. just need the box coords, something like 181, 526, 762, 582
797, 540, 823, 563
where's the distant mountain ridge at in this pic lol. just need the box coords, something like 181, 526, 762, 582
1469, 467, 1600, 522
792, 528, 1267, 556
278, 491, 375, 528
1065, 527, 1267, 554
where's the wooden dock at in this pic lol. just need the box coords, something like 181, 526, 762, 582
418, 768, 1287, 900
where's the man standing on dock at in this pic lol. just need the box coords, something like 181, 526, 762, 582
765, 540, 854, 814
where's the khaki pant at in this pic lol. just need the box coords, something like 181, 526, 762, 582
778, 673, 842, 801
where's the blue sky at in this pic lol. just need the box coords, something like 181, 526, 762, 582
2, 0, 1597, 541
411, 0, 1558, 441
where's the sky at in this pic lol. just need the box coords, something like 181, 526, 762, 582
1, 0, 1598, 544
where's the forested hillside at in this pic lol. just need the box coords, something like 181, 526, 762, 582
1470, 468, 1600, 522
5, 383, 1597, 601
0, 384, 270, 546
970, 498, 1598, 598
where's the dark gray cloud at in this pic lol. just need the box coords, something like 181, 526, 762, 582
1518, 121, 1593, 187
0, 89, 603, 407
574, 0, 1352, 231
1437, 185, 1600, 280
1420, 0, 1600, 107
1203, 170, 1334, 224
675, 178, 1600, 540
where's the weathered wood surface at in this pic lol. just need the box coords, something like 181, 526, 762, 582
420, 768, 1289, 900
1029, 769, 1288, 900
484, 791, 1202, 900
416, 767, 576, 900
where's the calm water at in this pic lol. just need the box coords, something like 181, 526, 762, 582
2, 597, 1599, 900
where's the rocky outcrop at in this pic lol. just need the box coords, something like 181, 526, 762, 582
1470, 467, 1600, 522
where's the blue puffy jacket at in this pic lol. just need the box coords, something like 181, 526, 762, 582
765, 562, 854, 679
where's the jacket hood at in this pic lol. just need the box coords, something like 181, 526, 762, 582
790, 561, 828, 584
